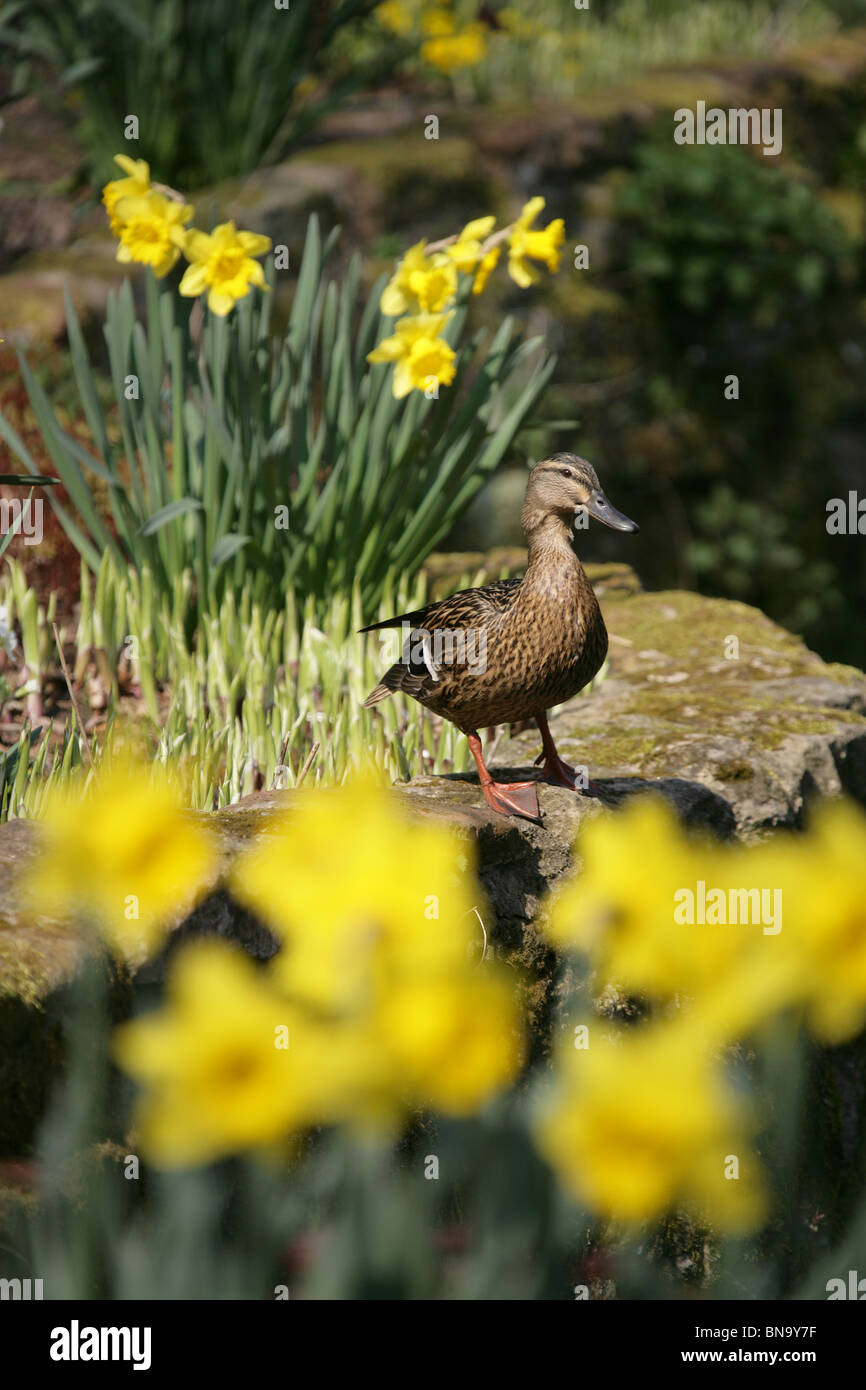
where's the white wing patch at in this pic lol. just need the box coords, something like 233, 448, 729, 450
419, 630, 440, 682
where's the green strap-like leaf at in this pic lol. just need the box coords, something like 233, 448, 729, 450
210, 533, 250, 570
140, 497, 204, 536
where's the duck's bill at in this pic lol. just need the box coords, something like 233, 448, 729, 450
582, 488, 639, 533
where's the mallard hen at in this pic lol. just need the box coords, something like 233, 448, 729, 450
361, 453, 638, 821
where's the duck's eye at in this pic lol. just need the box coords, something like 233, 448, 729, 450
559, 468, 573, 479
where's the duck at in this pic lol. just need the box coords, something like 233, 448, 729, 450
360, 453, 638, 822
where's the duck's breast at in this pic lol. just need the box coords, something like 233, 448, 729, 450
421, 563, 607, 730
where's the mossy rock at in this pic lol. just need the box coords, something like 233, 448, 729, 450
499, 586, 866, 838
293, 134, 498, 238
0, 239, 127, 347
197, 159, 355, 258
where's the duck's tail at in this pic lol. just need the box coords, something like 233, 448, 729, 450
362, 683, 393, 708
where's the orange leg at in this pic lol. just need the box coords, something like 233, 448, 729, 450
535, 711, 601, 797
467, 731, 541, 823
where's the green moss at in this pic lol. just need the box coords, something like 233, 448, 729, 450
607, 590, 862, 683
14, 242, 121, 275
533, 587, 866, 778
712, 761, 755, 782
584, 694, 855, 769
294, 134, 477, 181
580, 732, 663, 771
551, 274, 627, 321
211, 801, 292, 843
0, 919, 86, 1009
293, 135, 498, 229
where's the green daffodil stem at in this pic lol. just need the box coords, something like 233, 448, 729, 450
53, 623, 94, 770
425, 223, 514, 257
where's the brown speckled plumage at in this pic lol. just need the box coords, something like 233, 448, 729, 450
361, 453, 638, 819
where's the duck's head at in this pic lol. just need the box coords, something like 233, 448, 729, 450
522, 453, 639, 535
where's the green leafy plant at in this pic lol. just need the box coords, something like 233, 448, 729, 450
0, 217, 555, 624
0, 0, 382, 187
616, 135, 852, 325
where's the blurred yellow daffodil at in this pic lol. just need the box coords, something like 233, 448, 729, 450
749, 800, 866, 1043
546, 797, 753, 1002
230, 776, 522, 1126
420, 8, 456, 37
374, 0, 413, 34
114, 939, 370, 1165
230, 774, 477, 1012
375, 973, 522, 1115
421, 22, 487, 73
23, 759, 217, 959
546, 793, 866, 1047
472, 244, 501, 295
534, 1026, 766, 1231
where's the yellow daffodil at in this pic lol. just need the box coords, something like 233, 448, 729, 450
231, 774, 477, 1012
507, 196, 565, 287
546, 797, 808, 1040
752, 800, 866, 1043
367, 312, 456, 397
420, 8, 456, 37
548, 793, 866, 1046
446, 215, 496, 276
422, 22, 487, 72
22, 759, 217, 959
230, 776, 522, 1126
534, 1027, 766, 1231
376, 974, 522, 1115
176, 221, 272, 316
114, 939, 369, 1165
546, 798, 747, 998
374, 0, 413, 34
102, 154, 152, 236
113, 190, 194, 278
380, 240, 458, 317
472, 243, 501, 295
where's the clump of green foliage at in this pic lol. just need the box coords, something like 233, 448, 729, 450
0, 217, 554, 625
616, 139, 852, 322
0, 0, 383, 187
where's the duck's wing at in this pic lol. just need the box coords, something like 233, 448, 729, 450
361, 578, 521, 707
358, 578, 520, 634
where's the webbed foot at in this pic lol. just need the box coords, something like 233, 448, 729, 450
480, 778, 541, 823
